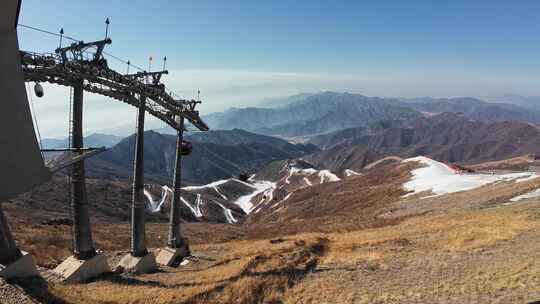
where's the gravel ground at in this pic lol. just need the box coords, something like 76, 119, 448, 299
0, 278, 37, 304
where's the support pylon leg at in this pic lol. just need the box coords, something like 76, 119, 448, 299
54, 80, 109, 283
0, 203, 39, 279
70, 80, 95, 259
156, 117, 190, 267
131, 97, 148, 257
118, 96, 156, 273
169, 119, 185, 249
0, 203, 21, 266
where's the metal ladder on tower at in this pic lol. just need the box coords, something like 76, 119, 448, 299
66, 86, 75, 252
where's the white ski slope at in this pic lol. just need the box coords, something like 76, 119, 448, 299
143, 186, 170, 213
318, 170, 341, 183
180, 196, 202, 218
284, 166, 340, 185
183, 179, 230, 200
285, 167, 317, 184
233, 180, 276, 214
403, 156, 537, 197
194, 194, 204, 217
182, 179, 229, 191
214, 201, 238, 223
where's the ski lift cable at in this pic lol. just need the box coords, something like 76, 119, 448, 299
25, 82, 43, 155
19, 24, 202, 101
18, 24, 79, 42
18, 23, 147, 72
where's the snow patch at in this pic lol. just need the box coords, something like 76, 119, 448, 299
231, 178, 258, 189
285, 167, 317, 184
214, 201, 238, 223
233, 180, 276, 214
282, 193, 292, 202
272, 193, 292, 208
318, 170, 341, 183
143, 186, 170, 213
180, 197, 202, 218
183, 179, 229, 191
194, 194, 204, 217
213, 186, 228, 200
303, 177, 312, 186
510, 189, 540, 202
403, 156, 537, 197
253, 188, 275, 213
344, 169, 362, 177
180, 259, 190, 266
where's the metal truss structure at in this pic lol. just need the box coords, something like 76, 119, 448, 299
19, 38, 208, 132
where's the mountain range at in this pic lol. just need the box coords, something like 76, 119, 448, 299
71, 92, 540, 185
202, 92, 540, 138
401, 97, 540, 124
41, 133, 124, 149
203, 92, 421, 137
86, 129, 318, 185
482, 94, 540, 112
305, 112, 540, 173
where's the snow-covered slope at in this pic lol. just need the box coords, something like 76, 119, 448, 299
142, 178, 263, 223
403, 156, 537, 197
143, 186, 170, 213
318, 170, 340, 183
281, 162, 341, 189
233, 180, 276, 214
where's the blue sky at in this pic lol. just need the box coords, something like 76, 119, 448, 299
17, 0, 540, 136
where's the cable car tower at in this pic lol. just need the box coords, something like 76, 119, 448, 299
1, 1, 209, 282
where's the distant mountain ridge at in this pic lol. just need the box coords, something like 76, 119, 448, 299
203, 92, 540, 139
87, 129, 318, 185
306, 113, 540, 170
41, 133, 123, 149
401, 97, 540, 124
482, 94, 540, 112
203, 92, 422, 137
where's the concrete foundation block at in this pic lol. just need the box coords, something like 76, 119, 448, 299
0, 252, 39, 280
156, 245, 190, 267
117, 252, 157, 274
53, 253, 110, 284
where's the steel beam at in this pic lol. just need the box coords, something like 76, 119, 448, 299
168, 116, 186, 248
131, 96, 148, 257
70, 79, 96, 260
20, 52, 209, 132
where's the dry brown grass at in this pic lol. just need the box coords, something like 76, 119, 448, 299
5, 161, 540, 303
49, 237, 328, 304
282, 201, 540, 303
40, 200, 540, 304
469, 154, 537, 171
322, 202, 540, 265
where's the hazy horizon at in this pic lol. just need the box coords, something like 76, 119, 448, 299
18, 0, 540, 137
